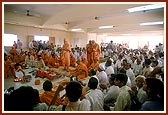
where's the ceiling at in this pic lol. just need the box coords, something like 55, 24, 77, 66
4, 3, 165, 36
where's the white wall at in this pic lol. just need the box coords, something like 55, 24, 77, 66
4, 23, 164, 51
103, 35, 164, 51
4, 23, 89, 49
69, 32, 87, 48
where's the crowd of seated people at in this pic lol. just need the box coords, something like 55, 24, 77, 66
4, 73, 164, 111
4, 39, 164, 111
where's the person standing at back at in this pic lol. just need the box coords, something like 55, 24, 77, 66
17, 39, 22, 50
86, 40, 93, 67
61, 38, 71, 72
106, 40, 114, 57
92, 40, 101, 62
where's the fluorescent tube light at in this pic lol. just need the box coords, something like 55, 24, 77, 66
98, 25, 114, 29
128, 4, 164, 13
140, 21, 164, 26
71, 28, 82, 31
122, 34, 132, 36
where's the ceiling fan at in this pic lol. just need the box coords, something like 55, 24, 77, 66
26, 9, 41, 17
11, 9, 40, 18
26, 10, 32, 16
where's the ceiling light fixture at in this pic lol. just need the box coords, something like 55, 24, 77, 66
98, 25, 114, 29
71, 28, 82, 31
128, 4, 164, 13
140, 21, 164, 26
122, 34, 132, 36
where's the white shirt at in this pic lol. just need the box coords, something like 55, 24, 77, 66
28, 41, 34, 49
114, 59, 122, 73
25, 55, 34, 66
33, 103, 48, 111
143, 66, 153, 75
130, 61, 137, 71
126, 77, 132, 88
124, 55, 131, 63
114, 59, 122, 69
74, 51, 80, 60
96, 71, 109, 86
160, 57, 164, 67
113, 86, 132, 111
105, 66, 114, 78
126, 68, 136, 87
133, 64, 143, 76
158, 45, 164, 53
65, 99, 91, 111
38, 50, 43, 55
104, 85, 120, 104
17, 41, 22, 49
157, 59, 163, 67
104, 51, 109, 57
85, 89, 104, 111
137, 87, 147, 104
15, 70, 24, 78
100, 52, 104, 58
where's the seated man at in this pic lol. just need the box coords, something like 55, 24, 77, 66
9, 46, 18, 56
13, 63, 25, 81
112, 74, 132, 111
70, 59, 88, 80
65, 81, 91, 111
34, 54, 46, 69
18, 51, 26, 66
81, 54, 88, 68
105, 58, 114, 79
128, 75, 147, 110
5, 86, 43, 111
47, 53, 60, 68
88, 58, 99, 72
140, 78, 164, 111
96, 64, 109, 90
42, 53, 50, 65
70, 52, 76, 67
85, 76, 104, 111
104, 74, 120, 108
4, 55, 15, 78
25, 52, 35, 67
40, 80, 64, 106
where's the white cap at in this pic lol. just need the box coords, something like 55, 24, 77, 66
91, 75, 99, 83
136, 75, 146, 81
99, 64, 105, 71
109, 58, 114, 63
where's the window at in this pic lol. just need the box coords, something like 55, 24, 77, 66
105, 35, 163, 50
34, 35, 49, 43
4, 33, 18, 46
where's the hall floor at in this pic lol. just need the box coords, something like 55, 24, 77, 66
3, 66, 90, 96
